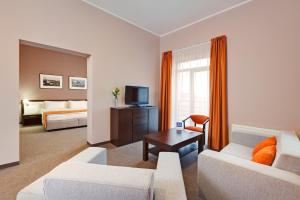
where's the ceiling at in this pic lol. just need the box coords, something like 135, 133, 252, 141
83, 0, 250, 37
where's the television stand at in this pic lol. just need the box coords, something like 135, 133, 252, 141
110, 106, 158, 146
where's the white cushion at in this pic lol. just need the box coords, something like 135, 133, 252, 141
68, 101, 87, 110
221, 143, 253, 160
23, 102, 44, 115
44, 101, 67, 110
43, 162, 154, 200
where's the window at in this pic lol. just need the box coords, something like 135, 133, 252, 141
172, 43, 210, 126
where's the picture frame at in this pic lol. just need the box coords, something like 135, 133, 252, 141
39, 74, 63, 89
69, 76, 87, 90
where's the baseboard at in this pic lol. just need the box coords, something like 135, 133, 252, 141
0, 161, 19, 169
87, 140, 111, 146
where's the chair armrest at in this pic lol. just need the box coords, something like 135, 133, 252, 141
182, 117, 191, 128
203, 119, 209, 125
198, 150, 300, 200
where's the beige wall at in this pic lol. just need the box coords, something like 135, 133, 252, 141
160, 0, 300, 136
20, 44, 87, 100
0, 0, 160, 165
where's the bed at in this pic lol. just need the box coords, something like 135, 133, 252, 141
21, 100, 88, 131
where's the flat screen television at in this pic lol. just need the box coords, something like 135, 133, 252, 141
125, 86, 149, 106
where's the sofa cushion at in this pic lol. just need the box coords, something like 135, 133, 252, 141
221, 143, 252, 160
252, 136, 276, 156
43, 162, 154, 200
252, 145, 276, 166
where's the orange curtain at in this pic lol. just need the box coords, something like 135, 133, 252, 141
159, 51, 172, 131
208, 35, 229, 151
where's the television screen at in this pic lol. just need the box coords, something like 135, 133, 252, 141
125, 86, 149, 106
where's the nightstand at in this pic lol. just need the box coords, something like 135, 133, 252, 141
23, 114, 42, 125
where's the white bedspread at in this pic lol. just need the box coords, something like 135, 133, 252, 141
47, 112, 87, 121
41, 109, 87, 121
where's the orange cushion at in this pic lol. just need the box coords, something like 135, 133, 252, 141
252, 145, 276, 166
185, 126, 203, 132
252, 136, 276, 156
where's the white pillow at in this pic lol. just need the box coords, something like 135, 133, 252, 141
44, 101, 67, 110
23, 102, 43, 115
68, 101, 87, 110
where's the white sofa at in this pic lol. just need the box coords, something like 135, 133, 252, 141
17, 147, 187, 200
198, 124, 300, 200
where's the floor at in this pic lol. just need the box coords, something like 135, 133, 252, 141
0, 125, 203, 200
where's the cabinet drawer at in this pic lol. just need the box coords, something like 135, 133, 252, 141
132, 109, 148, 142
118, 110, 133, 145
132, 109, 148, 125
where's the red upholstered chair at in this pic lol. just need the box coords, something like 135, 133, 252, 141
182, 115, 209, 133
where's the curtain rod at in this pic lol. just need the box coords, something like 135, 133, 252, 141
173, 41, 210, 53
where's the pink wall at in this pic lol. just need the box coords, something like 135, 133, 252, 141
20, 44, 87, 100
0, 0, 160, 165
160, 0, 300, 136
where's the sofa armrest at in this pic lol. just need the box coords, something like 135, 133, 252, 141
154, 152, 187, 200
198, 150, 300, 200
231, 124, 279, 147
66, 147, 107, 165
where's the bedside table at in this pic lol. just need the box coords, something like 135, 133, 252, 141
23, 114, 42, 126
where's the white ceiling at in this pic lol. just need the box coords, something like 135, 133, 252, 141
83, 0, 250, 37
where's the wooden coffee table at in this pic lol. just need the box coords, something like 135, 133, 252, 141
143, 128, 205, 161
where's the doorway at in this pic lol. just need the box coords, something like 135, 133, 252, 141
19, 40, 91, 164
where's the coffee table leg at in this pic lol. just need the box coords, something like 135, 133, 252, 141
143, 138, 149, 161
198, 136, 204, 154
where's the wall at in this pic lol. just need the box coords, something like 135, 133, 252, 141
160, 0, 300, 136
0, 0, 160, 165
20, 44, 87, 100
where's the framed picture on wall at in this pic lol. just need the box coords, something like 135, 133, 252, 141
39, 74, 63, 89
69, 77, 87, 90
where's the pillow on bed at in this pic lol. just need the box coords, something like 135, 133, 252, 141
23, 102, 44, 115
68, 101, 87, 110
44, 101, 67, 110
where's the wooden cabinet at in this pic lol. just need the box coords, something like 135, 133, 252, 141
110, 106, 158, 146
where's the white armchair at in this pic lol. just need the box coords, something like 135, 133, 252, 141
17, 147, 187, 200
198, 124, 300, 200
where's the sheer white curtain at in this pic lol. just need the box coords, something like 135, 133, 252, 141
172, 42, 210, 126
